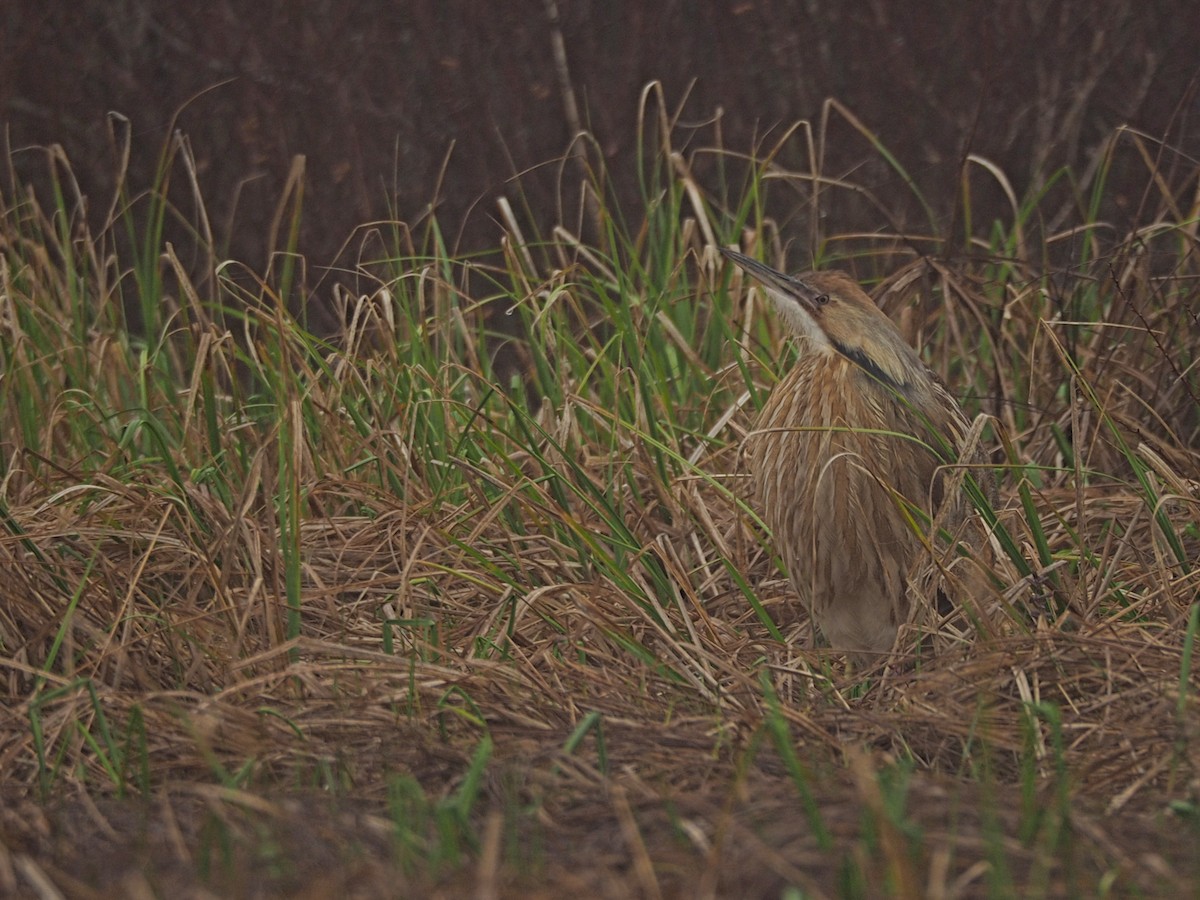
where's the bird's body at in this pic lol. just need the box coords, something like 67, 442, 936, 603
723, 250, 989, 663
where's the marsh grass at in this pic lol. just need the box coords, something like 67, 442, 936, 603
1, 87, 1198, 896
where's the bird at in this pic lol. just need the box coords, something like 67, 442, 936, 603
721, 248, 993, 665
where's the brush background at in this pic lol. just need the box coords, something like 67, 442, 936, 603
4, 0, 1196, 267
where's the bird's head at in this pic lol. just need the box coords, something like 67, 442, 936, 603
721, 248, 927, 393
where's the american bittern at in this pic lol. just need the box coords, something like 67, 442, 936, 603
723, 248, 991, 663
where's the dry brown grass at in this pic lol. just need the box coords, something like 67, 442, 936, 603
1, 110, 1199, 897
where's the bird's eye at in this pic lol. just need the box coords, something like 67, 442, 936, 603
815, 293, 831, 306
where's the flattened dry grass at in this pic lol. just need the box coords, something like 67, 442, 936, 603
1, 99, 1198, 897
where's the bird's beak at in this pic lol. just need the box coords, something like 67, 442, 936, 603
720, 248, 823, 311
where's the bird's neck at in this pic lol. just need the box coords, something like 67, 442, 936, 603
828, 338, 911, 396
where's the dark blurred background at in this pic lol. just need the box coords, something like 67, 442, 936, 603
2, 0, 1197, 275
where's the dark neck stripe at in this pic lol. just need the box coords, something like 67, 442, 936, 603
831, 339, 908, 394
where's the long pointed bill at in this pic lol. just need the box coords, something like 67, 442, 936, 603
720, 248, 823, 312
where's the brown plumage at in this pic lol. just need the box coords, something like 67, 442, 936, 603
723, 248, 992, 664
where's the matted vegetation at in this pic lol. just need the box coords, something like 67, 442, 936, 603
1, 91, 1198, 897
